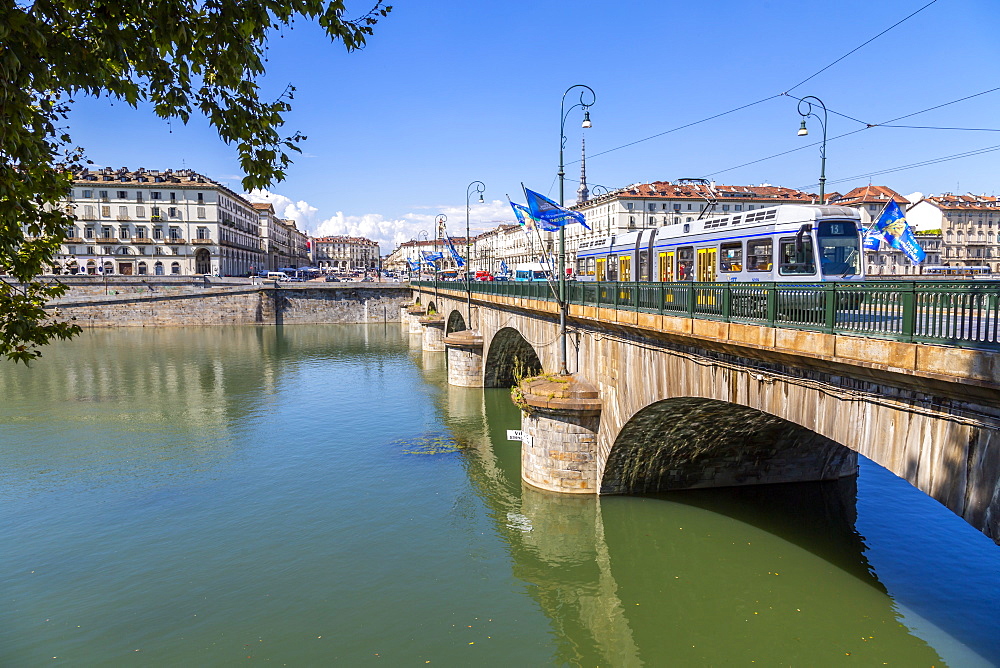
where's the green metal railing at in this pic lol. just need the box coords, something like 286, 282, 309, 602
413, 280, 1000, 350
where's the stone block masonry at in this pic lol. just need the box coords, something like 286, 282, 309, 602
43, 281, 412, 327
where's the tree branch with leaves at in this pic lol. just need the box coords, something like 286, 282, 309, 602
0, 0, 390, 363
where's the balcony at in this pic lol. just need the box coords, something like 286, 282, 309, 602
191, 238, 214, 245
96, 237, 118, 244
63, 237, 84, 244
133, 237, 154, 244
117, 215, 131, 221
167, 238, 187, 244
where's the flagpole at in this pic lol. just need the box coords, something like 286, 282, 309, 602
433, 214, 446, 308
558, 85, 595, 375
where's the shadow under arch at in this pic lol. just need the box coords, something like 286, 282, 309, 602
446, 309, 467, 334
484, 327, 543, 388
425, 300, 437, 315
601, 396, 856, 495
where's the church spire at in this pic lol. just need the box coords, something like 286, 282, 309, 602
576, 137, 590, 205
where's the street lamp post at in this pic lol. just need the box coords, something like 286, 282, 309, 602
417, 229, 428, 282
433, 215, 446, 308
466, 181, 485, 330
796, 95, 828, 204
558, 84, 595, 375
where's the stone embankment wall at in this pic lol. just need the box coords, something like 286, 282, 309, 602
38, 278, 411, 326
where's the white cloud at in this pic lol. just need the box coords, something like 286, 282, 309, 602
245, 190, 515, 253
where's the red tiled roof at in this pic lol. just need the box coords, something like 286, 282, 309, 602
314, 235, 379, 245
923, 194, 1000, 211
833, 185, 910, 206
579, 181, 816, 206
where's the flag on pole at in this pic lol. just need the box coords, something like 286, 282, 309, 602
523, 187, 589, 229
510, 198, 559, 232
499, 259, 509, 276
407, 259, 420, 272
446, 237, 465, 267
873, 200, 925, 263
862, 224, 887, 251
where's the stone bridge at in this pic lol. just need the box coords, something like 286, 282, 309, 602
408, 285, 1000, 544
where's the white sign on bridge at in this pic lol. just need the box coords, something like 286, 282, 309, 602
507, 430, 531, 446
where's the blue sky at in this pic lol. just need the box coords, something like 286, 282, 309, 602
67, 0, 1000, 250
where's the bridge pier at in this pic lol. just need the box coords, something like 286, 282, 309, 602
518, 375, 603, 494
406, 305, 425, 334
443, 330, 485, 387
419, 315, 446, 352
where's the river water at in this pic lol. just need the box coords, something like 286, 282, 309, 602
2, 324, 998, 666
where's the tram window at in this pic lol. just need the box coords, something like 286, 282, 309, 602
576, 258, 586, 276
639, 250, 649, 281
747, 239, 772, 272
818, 220, 861, 276
677, 246, 694, 281
719, 242, 742, 272
607, 255, 618, 281
587, 258, 595, 276
778, 237, 816, 275
619, 255, 632, 282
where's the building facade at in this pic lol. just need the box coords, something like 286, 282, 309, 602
313, 236, 381, 272
54, 167, 263, 276
907, 194, 1000, 273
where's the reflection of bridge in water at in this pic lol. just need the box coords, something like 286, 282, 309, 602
407, 342, 958, 664
409, 282, 1000, 546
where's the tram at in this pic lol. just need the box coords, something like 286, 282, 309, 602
575, 204, 865, 283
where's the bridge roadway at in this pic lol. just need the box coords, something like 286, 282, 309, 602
409, 282, 1000, 544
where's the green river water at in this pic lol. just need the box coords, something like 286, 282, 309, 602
1, 324, 998, 666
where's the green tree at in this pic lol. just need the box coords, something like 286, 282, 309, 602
0, 0, 390, 363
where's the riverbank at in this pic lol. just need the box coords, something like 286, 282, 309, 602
31, 277, 412, 326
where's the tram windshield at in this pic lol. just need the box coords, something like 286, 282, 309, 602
817, 220, 862, 277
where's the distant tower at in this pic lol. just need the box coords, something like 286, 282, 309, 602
576, 137, 590, 205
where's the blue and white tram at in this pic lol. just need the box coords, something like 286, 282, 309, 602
575, 204, 865, 283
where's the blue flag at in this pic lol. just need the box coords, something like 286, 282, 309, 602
874, 200, 925, 264
446, 237, 465, 268
510, 198, 560, 232
862, 225, 887, 251
524, 187, 589, 229
422, 251, 444, 262
499, 259, 509, 276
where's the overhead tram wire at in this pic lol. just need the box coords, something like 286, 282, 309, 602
796, 144, 1000, 190
563, 0, 942, 169
784, 0, 940, 94
702, 86, 1000, 179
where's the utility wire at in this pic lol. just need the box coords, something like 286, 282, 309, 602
565, 0, 941, 168
798, 144, 1000, 189
703, 86, 1000, 178
784, 0, 940, 94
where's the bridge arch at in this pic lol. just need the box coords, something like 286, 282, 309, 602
484, 327, 543, 388
600, 397, 856, 494
446, 309, 467, 334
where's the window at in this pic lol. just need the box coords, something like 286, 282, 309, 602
119, 227, 129, 238
117, 191, 127, 199
722, 205, 730, 211
83, 205, 94, 219
197, 227, 209, 240
735, 205, 742, 212
197, 193, 204, 202
677, 247, 694, 281
152, 192, 161, 200
169, 193, 176, 202
82, 190, 92, 198
136, 192, 143, 202
647, 203, 655, 211
101, 206, 110, 217
118, 206, 128, 218
136, 206, 145, 218
778, 237, 816, 275
136, 226, 146, 238
153, 227, 163, 240
747, 239, 773, 272
719, 242, 742, 272
197, 207, 206, 219
818, 221, 861, 276
171, 262, 181, 275
85, 226, 94, 238
99, 190, 108, 199
168, 207, 177, 217
626, 203, 634, 210
102, 226, 112, 238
